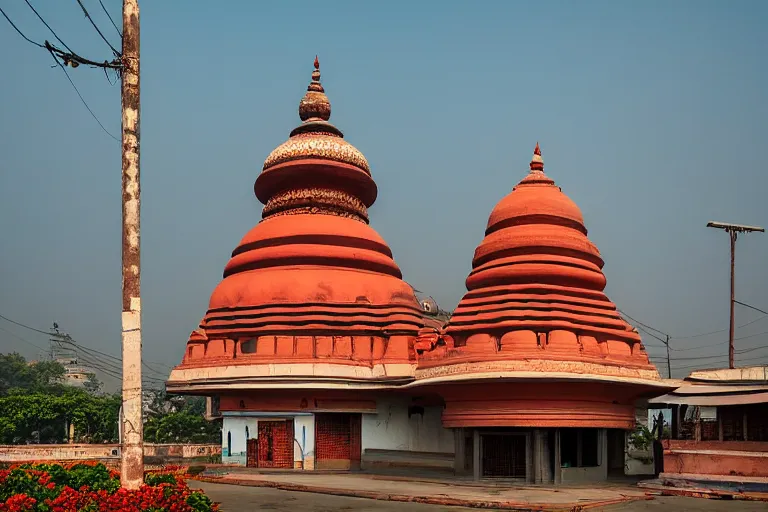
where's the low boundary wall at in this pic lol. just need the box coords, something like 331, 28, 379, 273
0, 443, 220, 463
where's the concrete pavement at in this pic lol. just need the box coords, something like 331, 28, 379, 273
193, 480, 768, 512
192, 472, 649, 510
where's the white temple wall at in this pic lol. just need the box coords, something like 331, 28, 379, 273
361, 397, 454, 453
221, 416, 258, 465
293, 414, 315, 469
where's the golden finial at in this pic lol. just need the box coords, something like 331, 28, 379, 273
299, 55, 330, 121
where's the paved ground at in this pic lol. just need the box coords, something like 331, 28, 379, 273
600, 496, 768, 511
194, 481, 768, 512
194, 481, 478, 511
195, 472, 647, 508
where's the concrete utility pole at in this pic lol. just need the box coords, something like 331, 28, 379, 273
121, 0, 143, 490
706, 221, 764, 369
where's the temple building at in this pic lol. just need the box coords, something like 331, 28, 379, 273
167, 58, 673, 483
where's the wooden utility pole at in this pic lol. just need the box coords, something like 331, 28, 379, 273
665, 334, 671, 379
728, 230, 736, 369
121, 0, 143, 490
707, 221, 764, 369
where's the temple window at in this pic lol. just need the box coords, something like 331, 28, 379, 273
241, 339, 256, 354
560, 428, 600, 468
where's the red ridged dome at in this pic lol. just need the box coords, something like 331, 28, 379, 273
177, 58, 425, 375
419, 144, 657, 376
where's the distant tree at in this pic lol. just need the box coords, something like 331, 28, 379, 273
144, 411, 220, 444
83, 373, 103, 395
0, 353, 66, 395
0, 353, 120, 444
29, 360, 66, 390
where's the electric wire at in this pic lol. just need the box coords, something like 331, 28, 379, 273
75, 0, 120, 56
0, 325, 47, 352
46, 49, 120, 141
98, 0, 122, 38
0, 6, 44, 47
23, 0, 75, 53
0, 313, 172, 376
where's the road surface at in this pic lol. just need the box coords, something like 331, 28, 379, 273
194, 480, 767, 512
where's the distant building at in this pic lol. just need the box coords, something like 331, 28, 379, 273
650, 366, 768, 484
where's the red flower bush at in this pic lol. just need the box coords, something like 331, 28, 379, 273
0, 463, 218, 511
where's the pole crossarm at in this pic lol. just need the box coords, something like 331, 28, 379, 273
707, 221, 764, 369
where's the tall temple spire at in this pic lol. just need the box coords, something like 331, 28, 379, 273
256, 56, 377, 223
518, 141, 553, 186
298, 56, 331, 122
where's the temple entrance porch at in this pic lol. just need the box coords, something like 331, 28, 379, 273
455, 427, 610, 484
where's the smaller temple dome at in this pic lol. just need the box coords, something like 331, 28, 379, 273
418, 143, 657, 379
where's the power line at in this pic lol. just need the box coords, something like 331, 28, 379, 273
672, 315, 767, 340
24, 0, 75, 53
618, 309, 669, 340
0, 313, 172, 373
1, 4, 121, 141
0, 325, 47, 352
46, 48, 120, 141
98, 0, 122, 38
75, 0, 120, 56
735, 300, 768, 316
0, 6, 44, 47
0, 314, 51, 335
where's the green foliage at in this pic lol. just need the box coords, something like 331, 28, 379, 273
628, 424, 654, 451
0, 353, 218, 446
144, 412, 220, 444
187, 490, 216, 512
0, 353, 66, 396
144, 472, 177, 486
0, 388, 121, 444
0, 464, 219, 511
83, 373, 103, 394
18, 462, 120, 493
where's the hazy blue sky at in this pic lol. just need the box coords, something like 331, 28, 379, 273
1, 1, 766, 387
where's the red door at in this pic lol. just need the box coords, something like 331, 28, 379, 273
257, 420, 294, 468
315, 413, 362, 470
246, 438, 258, 468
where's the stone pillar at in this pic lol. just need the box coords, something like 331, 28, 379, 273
743, 411, 749, 441
600, 429, 609, 481
472, 429, 481, 481
454, 428, 465, 474
533, 429, 551, 483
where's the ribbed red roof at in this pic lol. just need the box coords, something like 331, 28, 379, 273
420, 144, 656, 372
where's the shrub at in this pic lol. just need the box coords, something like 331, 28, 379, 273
0, 463, 219, 511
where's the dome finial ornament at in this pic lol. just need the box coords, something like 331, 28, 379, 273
530, 142, 544, 172
299, 55, 331, 121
